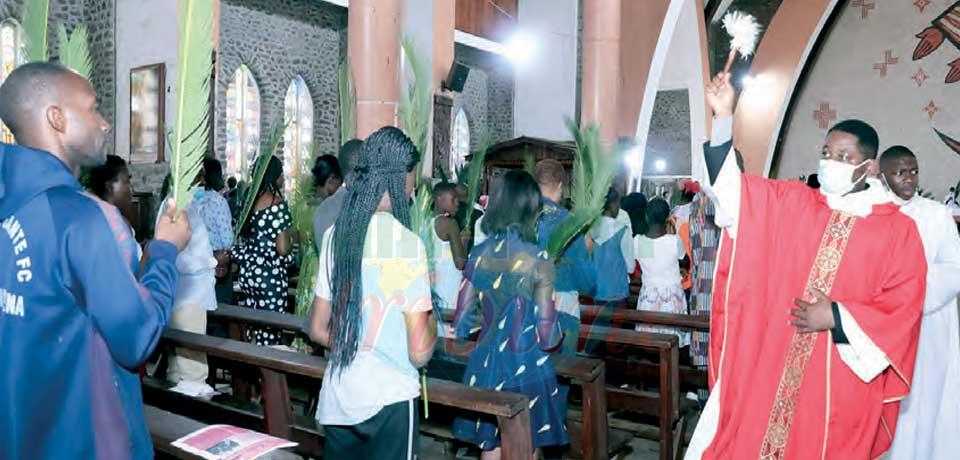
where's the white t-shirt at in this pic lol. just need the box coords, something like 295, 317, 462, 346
633, 234, 685, 288
314, 212, 433, 426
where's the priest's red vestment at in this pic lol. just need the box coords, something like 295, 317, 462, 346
701, 175, 926, 460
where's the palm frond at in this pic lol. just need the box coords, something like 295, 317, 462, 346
295, 245, 319, 317
399, 34, 431, 180
234, 120, 287, 241
56, 24, 93, 80
22, 0, 50, 62
170, 0, 215, 214
522, 146, 535, 176
462, 130, 491, 227
338, 56, 356, 144
289, 173, 316, 247
546, 121, 618, 260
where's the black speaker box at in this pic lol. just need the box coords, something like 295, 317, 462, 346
444, 62, 470, 93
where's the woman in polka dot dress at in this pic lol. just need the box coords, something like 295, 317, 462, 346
452, 170, 568, 458
233, 156, 293, 345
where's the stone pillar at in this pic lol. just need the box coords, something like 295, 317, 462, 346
580, 0, 621, 144
349, 0, 402, 139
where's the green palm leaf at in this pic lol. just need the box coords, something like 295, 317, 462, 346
546, 121, 619, 261
56, 24, 92, 80
234, 120, 287, 241
522, 146, 535, 176
338, 56, 356, 145
170, 0, 215, 214
21, 0, 49, 62
399, 34, 431, 180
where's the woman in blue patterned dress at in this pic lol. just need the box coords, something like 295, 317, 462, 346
452, 170, 567, 459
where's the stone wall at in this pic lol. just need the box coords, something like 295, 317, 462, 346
452, 43, 514, 149
0, 0, 116, 152
644, 89, 691, 176
216, 0, 346, 168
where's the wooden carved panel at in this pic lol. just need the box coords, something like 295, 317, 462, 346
433, 94, 454, 179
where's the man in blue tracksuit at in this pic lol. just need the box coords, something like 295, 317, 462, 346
533, 160, 595, 355
0, 62, 191, 458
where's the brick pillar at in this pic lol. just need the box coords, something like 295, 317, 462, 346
580, 0, 621, 145
349, 0, 402, 138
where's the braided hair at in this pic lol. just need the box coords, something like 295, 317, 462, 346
328, 126, 420, 372
239, 155, 284, 237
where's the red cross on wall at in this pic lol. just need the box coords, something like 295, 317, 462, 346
873, 50, 899, 77
814, 103, 837, 129
912, 67, 929, 87
914, 0, 931, 13
851, 0, 875, 19
923, 100, 939, 119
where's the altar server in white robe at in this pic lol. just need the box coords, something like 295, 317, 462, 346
880, 146, 960, 460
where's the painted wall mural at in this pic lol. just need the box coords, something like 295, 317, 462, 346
913, 0, 960, 83
778, 0, 960, 199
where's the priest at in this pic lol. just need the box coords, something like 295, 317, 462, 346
685, 73, 927, 460
879, 146, 960, 460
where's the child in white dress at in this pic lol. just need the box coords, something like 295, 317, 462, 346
633, 198, 690, 347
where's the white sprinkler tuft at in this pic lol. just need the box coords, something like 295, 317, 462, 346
723, 11, 761, 58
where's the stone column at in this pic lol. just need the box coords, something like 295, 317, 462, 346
580, 0, 621, 144
349, 0, 402, 139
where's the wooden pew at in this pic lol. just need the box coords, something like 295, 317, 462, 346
149, 329, 534, 459
578, 325, 683, 460
208, 304, 612, 460
581, 304, 710, 394
437, 307, 688, 460
145, 405, 301, 460
580, 305, 710, 331
437, 337, 613, 460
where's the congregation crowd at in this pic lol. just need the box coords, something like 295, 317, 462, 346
1, 57, 959, 460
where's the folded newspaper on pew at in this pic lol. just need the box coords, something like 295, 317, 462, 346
172, 424, 297, 460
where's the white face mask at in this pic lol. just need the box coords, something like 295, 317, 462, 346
818, 159, 869, 195
879, 174, 911, 205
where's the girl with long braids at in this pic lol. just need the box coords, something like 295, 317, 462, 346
452, 170, 567, 459
307, 127, 437, 460
233, 155, 293, 345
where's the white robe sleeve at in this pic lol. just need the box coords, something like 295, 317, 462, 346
926, 207, 960, 311
834, 302, 891, 382
704, 116, 741, 238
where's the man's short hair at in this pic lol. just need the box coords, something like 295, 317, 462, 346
828, 119, 879, 159
0, 62, 75, 136
534, 159, 565, 186
879, 145, 916, 169
433, 181, 457, 199
338, 139, 363, 175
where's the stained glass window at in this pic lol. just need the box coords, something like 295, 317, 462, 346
282, 76, 314, 196
1, 19, 26, 144
225, 65, 261, 179
450, 108, 471, 178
